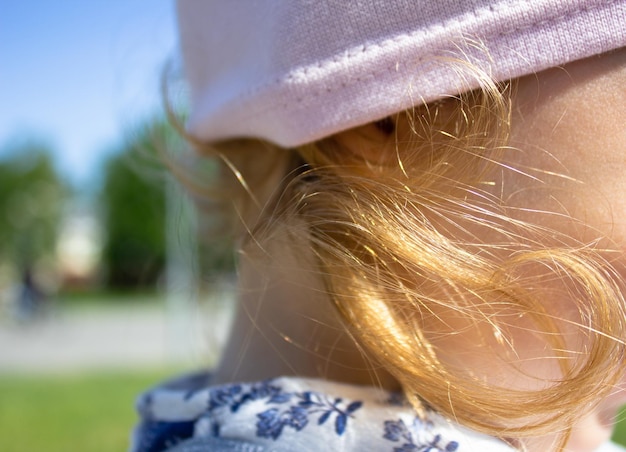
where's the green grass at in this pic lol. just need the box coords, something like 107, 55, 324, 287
1, 369, 626, 451
57, 289, 164, 307
0, 368, 177, 452
613, 407, 626, 447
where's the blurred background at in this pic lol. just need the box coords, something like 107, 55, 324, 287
0, 2, 235, 450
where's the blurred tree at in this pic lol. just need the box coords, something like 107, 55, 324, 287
100, 121, 168, 289
0, 141, 66, 268
101, 117, 237, 290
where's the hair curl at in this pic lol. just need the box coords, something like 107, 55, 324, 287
179, 80, 626, 448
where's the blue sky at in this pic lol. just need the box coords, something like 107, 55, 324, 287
0, 1, 178, 186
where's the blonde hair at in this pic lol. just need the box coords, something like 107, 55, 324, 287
181, 81, 626, 447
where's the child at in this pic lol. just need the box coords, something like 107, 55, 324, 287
132, 1, 626, 451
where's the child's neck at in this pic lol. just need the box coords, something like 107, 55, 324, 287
211, 245, 400, 391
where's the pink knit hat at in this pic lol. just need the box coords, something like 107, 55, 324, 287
177, 0, 626, 147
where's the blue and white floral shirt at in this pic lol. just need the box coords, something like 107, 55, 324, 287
130, 372, 625, 452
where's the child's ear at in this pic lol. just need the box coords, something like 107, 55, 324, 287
374, 116, 396, 135
332, 116, 401, 164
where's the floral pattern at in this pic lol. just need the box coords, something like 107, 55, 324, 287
131, 374, 518, 452
255, 389, 363, 439
208, 380, 285, 413
384, 418, 459, 452
204, 379, 363, 440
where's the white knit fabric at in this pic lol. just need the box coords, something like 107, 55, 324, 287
177, 0, 626, 147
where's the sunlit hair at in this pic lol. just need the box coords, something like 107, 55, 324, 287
174, 74, 626, 448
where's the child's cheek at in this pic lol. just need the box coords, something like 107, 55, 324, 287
510, 49, 626, 247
